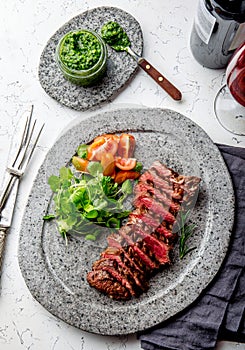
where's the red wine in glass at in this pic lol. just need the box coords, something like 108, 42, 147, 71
214, 42, 245, 135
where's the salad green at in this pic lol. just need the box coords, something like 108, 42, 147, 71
44, 162, 133, 243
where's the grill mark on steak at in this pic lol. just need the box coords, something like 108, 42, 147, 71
133, 196, 176, 224
140, 170, 173, 194
119, 227, 159, 270
128, 208, 162, 230
134, 183, 180, 213
123, 222, 171, 265
87, 270, 131, 300
134, 227, 171, 265
106, 233, 150, 276
150, 161, 174, 178
92, 258, 138, 297
87, 161, 201, 300
101, 248, 148, 292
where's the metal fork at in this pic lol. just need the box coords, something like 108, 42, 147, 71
0, 106, 45, 272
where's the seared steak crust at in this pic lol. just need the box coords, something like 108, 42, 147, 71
87, 161, 200, 300
86, 270, 131, 300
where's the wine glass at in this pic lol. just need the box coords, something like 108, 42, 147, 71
214, 42, 245, 136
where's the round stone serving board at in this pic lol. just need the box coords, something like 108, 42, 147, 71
38, 7, 143, 111
18, 107, 234, 335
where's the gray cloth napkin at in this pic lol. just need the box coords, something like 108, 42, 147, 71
139, 144, 245, 350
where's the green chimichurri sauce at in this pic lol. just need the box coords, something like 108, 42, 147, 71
101, 21, 130, 51
59, 31, 102, 71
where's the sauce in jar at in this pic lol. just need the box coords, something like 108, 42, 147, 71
56, 29, 107, 86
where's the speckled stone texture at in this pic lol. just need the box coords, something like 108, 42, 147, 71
38, 7, 143, 111
18, 108, 234, 335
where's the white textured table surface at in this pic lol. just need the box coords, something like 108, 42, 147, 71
0, 0, 244, 349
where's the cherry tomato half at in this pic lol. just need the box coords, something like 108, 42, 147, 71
114, 170, 140, 184
72, 156, 89, 172
115, 156, 137, 171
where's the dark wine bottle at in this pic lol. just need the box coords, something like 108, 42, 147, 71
190, 0, 245, 69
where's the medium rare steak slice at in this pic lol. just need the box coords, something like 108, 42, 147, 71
107, 233, 151, 275
128, 208, 162, 230
119, 227, 159, 270
124, 223, 171, 265
101, 248, 148, 292
107, 230, 157, 271
155, 223, 177, 243
87, 161, 201, 300
150, 161, 174, 178
133, 196, 176, 224
128, 211, 176, 244
92, 258, 137, 297
134, 183, 180, 213
139, 170, 173, 194
87, 269, 131, 300
134, 226, 171, 265
138, 161, 200, 206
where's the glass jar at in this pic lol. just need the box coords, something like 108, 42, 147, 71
56, 29, 108, 86
190, 0, 245, 69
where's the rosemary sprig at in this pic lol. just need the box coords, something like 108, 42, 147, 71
178, 210, 197, 259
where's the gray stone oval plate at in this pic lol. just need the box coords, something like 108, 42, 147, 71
38, 7, 143, 111
18, 108, 234, 335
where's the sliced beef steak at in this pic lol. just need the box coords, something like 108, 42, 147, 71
87, 161, 200, 300
87, 269, 131, 300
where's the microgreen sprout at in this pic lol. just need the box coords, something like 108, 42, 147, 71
44, 165, 133, 243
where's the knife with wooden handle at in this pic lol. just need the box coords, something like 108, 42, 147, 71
125, 46, 182, 101
101, 21, 182, 101
138, 58, 182, 101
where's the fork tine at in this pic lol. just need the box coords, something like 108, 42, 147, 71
0, 106, 44, 213
12, 105, 33, 168
20, 122, 45, 172
16, 118, 37, 170
23, 105, 34, 146
0, 109, 32, 211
